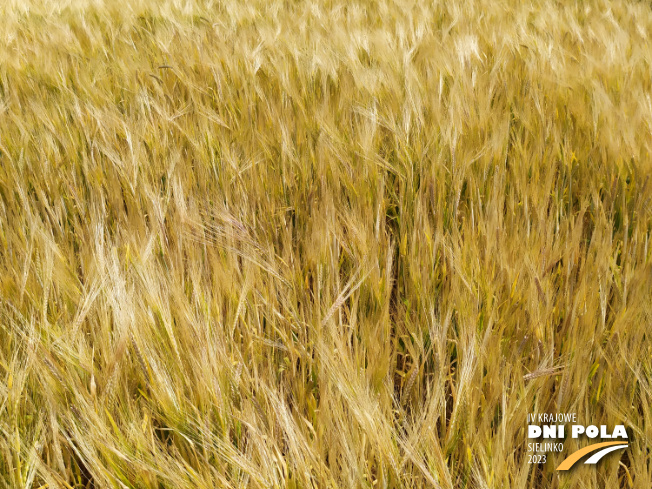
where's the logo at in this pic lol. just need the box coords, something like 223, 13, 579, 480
555, 442, 629, 470
526, 413, 629, 470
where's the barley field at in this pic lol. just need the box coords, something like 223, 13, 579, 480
0, 0, 651, 487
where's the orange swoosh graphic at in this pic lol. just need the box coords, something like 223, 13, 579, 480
556, 442, 628, 470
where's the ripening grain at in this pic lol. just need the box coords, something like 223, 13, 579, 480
0, 0, 651, 488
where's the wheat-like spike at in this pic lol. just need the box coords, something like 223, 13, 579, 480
130, 332, 150, 388
42, 356, 65, 386
404, 362, 419, 401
